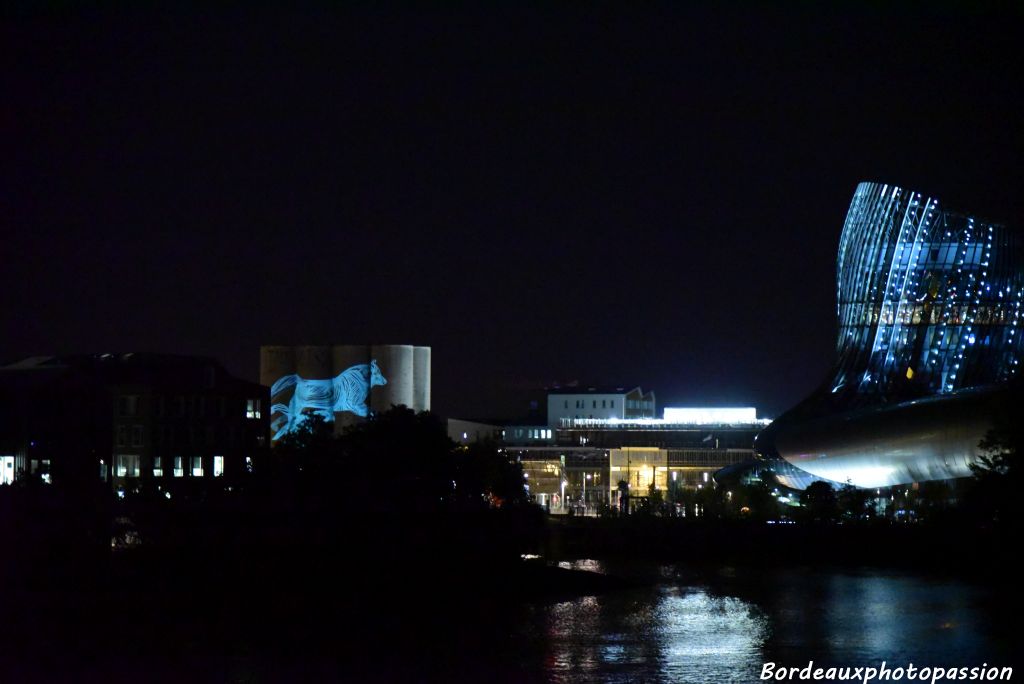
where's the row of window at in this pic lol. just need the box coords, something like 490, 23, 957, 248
626, 400, 654, 410
113, 454, 225, 478
503, 428, 553, 440
841, 302, 1022, 326
117, 396, 263, 420
565, 399, 617, 409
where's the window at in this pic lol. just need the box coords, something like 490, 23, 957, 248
116, 454, 140, 478
153, 456, 163, 477
564, 400, 568, 409
592, 400, 597, 409
173, 456, 184, 478
191, 456, 203, 477
246, 399, 261, 419
132, 425, 144, 447
213, 455, 224, 477
0, 456, 14, 485
610, 400, 615, 408
602, 400, 606, 408
116, 425, 128, 447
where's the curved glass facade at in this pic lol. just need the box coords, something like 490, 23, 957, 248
756, 182, 1024, 488
832, 182, 1024, 404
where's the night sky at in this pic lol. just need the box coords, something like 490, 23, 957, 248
4, 4, 1023, 420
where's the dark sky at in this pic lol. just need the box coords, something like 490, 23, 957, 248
3, 4, 1023, 420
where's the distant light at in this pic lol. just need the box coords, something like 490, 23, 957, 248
663, 407, 758, 424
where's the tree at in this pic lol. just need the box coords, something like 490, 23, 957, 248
838, 483, 870, 520
801, 481, 838, 522
647, 481, 664, 512
731, 482, 780, 521
965, 390, 1024, 527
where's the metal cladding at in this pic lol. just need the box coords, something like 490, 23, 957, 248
771, 389, 997, 488
759, 182, 1024, 488
260, 344, 431, 442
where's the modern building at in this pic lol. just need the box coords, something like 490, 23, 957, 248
447, 418, 502, 445
509, 408, 765, 513
757, 182, 1024, 488
546, 386, 655, 426
0, 354, 268, 490
260, 344, 430, 441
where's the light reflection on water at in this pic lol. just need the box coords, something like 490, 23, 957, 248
538, 585, 768, 683
520, 564, 1016, 684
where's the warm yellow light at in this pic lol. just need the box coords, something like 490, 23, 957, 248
905, 367, 914, 379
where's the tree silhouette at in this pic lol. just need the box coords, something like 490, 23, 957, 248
801, 481, 838, 522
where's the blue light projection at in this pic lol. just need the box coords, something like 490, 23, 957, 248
270, 360, 387, 440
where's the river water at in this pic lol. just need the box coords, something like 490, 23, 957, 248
484, 561, 1020, 683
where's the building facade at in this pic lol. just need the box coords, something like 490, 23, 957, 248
757, 182, 1024, 488
546, 386, 655, 426
0, 354, 268, 491
509, 411, 762, 514
260, 344, 430, 441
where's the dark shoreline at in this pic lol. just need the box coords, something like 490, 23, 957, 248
542, 515, 1020, 582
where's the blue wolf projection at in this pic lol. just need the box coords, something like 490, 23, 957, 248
270, 360, 387, 440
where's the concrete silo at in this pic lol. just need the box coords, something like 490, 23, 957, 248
332, 344, 371, 430
413, 346, 431, 412
370, 344, 414, 414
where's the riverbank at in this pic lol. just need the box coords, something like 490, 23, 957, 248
543, 515, 1019, 578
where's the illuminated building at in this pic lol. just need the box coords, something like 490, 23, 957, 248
546, 386, 655, 425
757, 182, 1024, 488
0, 354, 267, 490
508, 407, 765, 513
260, 344, 430, 441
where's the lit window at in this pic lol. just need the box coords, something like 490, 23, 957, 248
213, 455, 224, 477
173, 456, 184, 477
153, 456, 163, 478
192, 456, 203, 477
116, 454, 140, 478
246, 399, 261, 419
0, 456, 14, 485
